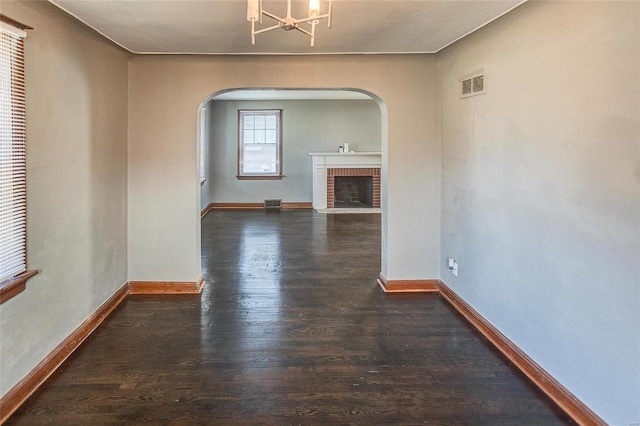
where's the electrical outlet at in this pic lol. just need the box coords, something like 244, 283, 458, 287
447, 258, 458, 277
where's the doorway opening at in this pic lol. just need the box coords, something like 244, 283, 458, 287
196, 88, 388, 289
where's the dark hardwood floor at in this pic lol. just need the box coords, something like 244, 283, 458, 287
7, 210, 573, 425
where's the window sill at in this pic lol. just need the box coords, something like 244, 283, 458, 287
0, 270, 38, 304
236, 175, 283, 181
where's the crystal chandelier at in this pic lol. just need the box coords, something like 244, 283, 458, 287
247, 0, 333, 47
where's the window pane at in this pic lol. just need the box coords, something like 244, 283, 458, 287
242, 144, 277, 174
265, 129, 277, 144
243, 115, 255, 129
265, 115, 277, 129
254, 115, 266, 130
243, 129, 254, 143
254, 130, 265, 144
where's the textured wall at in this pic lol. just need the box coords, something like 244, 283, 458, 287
439, 1, 640, 423
202, 99, 381, 209
128, 55, 441, 283
0, 1, 129, 397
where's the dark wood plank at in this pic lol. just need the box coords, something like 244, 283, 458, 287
6, 210, 574, 424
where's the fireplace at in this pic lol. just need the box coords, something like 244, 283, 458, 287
327, 167, 380, 209
308, 152, 381, 211
334, 176, 373, 208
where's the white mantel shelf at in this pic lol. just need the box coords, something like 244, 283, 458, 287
308, 152, 382, 156
309, 152, 382, 210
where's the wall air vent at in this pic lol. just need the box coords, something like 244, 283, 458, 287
460, 69, 486, 98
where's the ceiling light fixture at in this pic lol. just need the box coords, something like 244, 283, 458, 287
247, 0, 333, 47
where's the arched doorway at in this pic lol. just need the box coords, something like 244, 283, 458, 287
196, 88, 388, 286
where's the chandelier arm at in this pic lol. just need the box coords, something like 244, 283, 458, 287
253, 23, 284, 35
295, 14, 329, 25
293, 26, 314, 37
251, 19, 256, 44
261, 10, 287, 24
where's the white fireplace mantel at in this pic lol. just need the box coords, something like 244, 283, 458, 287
309, 152, 382, 210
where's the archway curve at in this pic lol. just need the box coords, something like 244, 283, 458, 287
199, 87, 387, 111
195, 87, 389, 280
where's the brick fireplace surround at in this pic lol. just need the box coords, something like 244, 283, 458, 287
327, 168, 381, 208
309, 152, 382, 211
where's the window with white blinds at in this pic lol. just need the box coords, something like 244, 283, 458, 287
238, 110, 282, 178
0, 22, 27, 284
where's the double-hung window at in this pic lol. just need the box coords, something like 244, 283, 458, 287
237, 110, 282, 179
0, 18, 35, 303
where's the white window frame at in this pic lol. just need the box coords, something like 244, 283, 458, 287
237, 109, 282, 180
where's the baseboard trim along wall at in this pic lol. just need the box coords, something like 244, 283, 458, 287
281, 202, 313, 209
200, 203, 214, 218
200, 202, 313, 218
128, 276, 205, 295
379, 276, 605, 425
211, 202, 264, 209
377, 272, 440, 292
0, 283, 129, 424
437, 282, 605, 426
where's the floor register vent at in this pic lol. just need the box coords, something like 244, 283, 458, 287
264, 199, 282, 210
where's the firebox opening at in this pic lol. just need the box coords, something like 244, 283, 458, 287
334, 176, 373, 208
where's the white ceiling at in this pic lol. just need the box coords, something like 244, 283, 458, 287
49, 0, 526, 55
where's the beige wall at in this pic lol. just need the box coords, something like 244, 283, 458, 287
0, 2, 129, 396
3, 1, 636, 422
439, 1, 639, 423
128, 55, 441, 282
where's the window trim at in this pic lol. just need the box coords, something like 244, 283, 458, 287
0, 270, 38, 304
237, 109, 283, 180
